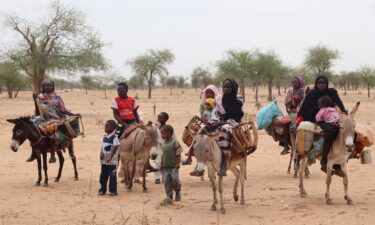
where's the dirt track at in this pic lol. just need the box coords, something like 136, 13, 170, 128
0, 88, 374, 225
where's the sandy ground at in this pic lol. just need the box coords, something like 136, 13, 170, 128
0, 87, 375, 225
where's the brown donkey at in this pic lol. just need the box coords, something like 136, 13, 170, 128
7, 117, 78, 186
298, 102, 360, 205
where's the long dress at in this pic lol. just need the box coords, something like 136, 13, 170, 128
209, 95, 243, 152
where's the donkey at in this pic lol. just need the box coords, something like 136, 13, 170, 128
298, 102, 360, 205
7, 116, 78, 186
119, 126, 158, 192
193, 134, 247, 214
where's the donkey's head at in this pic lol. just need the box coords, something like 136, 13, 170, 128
143, 126, 158, 148
193, 132, 222, 173
6, 116, 32, 152
339, 102, 360, 151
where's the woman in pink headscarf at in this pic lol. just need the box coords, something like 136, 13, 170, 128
280, 75, 306, 155
182, 84, 219, 165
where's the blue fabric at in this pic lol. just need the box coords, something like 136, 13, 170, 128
99, 164, 117, 194
256, 101, 283, 130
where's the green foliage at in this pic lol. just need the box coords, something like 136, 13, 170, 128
217, 50, 256, 102
177, 76, 185, 88
2, 0, 107, 93
190, 67, 213, 90
128, 75, 145, 89
80, 75, 94, 93
358, 65, 375, 97
128, 49, 174, 98
166, 76, 177, 88
0, 61, 28, 98
304, 44, 339, 77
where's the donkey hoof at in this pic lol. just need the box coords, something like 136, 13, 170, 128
305, 173, 310, 179
347, 199, 354, 205
35, 182, 41, 186
300, 191, 307, 198
143, 189, 148, 193
43, 182, 49, 187
127, 188, 132, 193
326, 199, 334, 205
54, 178, 60, 182
220, 208, 226, 214
210, 205, 216, 211
240, 199, 245, 205
74, 177, 79, 181
233, 194, 239, 202
287, 170, 291, 174
293, 174, 298, 179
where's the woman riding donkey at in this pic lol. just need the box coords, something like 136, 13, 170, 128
182, 84, 219, 165
297, 75, 347, 176
191, 79, 244, 176
28, 80, 80, 163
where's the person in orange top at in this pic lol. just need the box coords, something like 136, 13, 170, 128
111, 82, 143, 137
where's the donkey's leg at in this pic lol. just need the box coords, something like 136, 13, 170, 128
299, 155, 308, 197
142, 163, 148, 193
208, 171, 217, 211
305, 166, 311, 178
218, 176, 225, 214
68, 140, 79, 180
294, 155, 300, 178
341, 164, 353, 205
231, 167, 240, 202
286, 146, 294, 174
55, 150, 64, 182
42, 152, 49, 186
36, 154, 42, 186
239, 161, 246, 205
325, 161, 334, 205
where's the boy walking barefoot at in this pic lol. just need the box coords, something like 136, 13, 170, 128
160, 125, 183, 205
98, 120, 120, 196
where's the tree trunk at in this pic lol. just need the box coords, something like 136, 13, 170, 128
148, 83, 152, 99
6, 84, 13, 99
104, 88, 107, 99
284, 86, 287, 93
277, 83, 281, 96
355, 84, 358, 91
368, 84, 370, 98
240, 78, 246, 102
255, 84, 259, 103
14, 89, 20, 98
267, 79, 273, 101
85, 88, 88, 95
344, 83, 347, 95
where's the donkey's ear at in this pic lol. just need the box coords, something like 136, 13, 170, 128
350, 102, 360, 118
6, 119, 17, 124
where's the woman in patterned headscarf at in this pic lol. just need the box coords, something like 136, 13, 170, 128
279, 75, 306, 155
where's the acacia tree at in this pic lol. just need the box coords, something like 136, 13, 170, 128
128, 49, 174, 99
304, 44, 339, 77
217, 50, 255, 102
190, 67, 213, 91
255, 51, 284, 101
80, 75, 94, 94
0, 61, 27, 98
128, 75, 145, 89
1, 1, 107, 93
166, 76, 177, 95
358, 65, 375, 98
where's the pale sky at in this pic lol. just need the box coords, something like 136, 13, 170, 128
1, 0, 375, 79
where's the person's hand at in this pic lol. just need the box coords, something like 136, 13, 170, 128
32, 93, 37, 100
290, 126, 296, 133
75, 113, 81, 118
100, 153, 104, 160
344, 110, 349, 115
176, 163, 180, 169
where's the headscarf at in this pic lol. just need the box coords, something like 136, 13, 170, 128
294, 75, 305, 89
205, 98, 215, 109
222, 79, 243, 123
41, 80, 55, 93
314, 75, 329, 91
298, 75, 346, 122
200, 84, 219, 102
